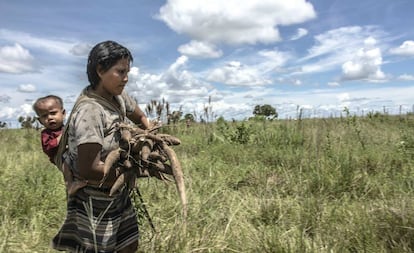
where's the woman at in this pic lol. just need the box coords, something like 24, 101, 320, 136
52, 40, 149, 253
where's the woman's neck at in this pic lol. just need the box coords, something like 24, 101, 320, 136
90, 86, 113, 101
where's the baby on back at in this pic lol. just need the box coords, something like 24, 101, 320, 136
33, 95, 86, 195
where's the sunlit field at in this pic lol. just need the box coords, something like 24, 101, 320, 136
1, 113, 413, 252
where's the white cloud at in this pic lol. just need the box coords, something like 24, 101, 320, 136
21, 103, 34, 114
328, 82, 340, 87
389, 40, 414, 56
207, 61, 272, 86
156, 0, 316, 45
337, 92, 350, 103
18, 83, 36, 93
203, 48, 291, 87
70, 43, 92, 56
293, 79, 302, 86
301, 26, 384, 61
0, 29, 76, 56
257, 49, 291, 72
0, 107, 16, 120
178, 40, 222, 58
129, 66, 140, 77
364, 36, 377, 47
398, 74, 414, 81
275, 77, 303, 86
292, 26, 388, 76
298, 30, 387, 82
303, 26, 370, 60
0, 102, 33, 122
127, 56, 212, 105
290, 28, 308, 40
341, 47, 386, 82
0, 43, 35, 73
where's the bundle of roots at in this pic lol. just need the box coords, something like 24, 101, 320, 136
101, 122, 187, 218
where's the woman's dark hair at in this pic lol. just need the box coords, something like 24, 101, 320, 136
87, 40, 133, 88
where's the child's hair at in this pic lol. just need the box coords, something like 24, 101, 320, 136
33, 95, 64, 115
87, 40, 134, 89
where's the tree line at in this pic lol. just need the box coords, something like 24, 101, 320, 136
6, 103, 277, 129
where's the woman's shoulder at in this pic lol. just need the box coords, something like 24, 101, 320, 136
74, 99, 104, 113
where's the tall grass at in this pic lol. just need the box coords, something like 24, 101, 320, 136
0, 114, 413, 252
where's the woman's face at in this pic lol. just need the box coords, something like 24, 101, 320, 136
96, 58, 130, 98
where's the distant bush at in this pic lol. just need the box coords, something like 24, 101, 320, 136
216, 118, 251, 144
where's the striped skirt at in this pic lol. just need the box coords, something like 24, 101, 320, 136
52, 186, 139, 253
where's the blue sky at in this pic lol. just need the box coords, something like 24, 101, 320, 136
1, 0, 414, 127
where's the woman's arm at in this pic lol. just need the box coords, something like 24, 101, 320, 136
127, 106, 149, 129
77, 143, 116, 186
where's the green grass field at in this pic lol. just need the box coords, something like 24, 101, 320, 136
1, 114, 413, 252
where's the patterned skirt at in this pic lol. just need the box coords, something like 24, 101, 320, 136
52, 185, 139, 253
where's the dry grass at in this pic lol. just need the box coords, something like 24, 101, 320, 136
1, 114, 413, 252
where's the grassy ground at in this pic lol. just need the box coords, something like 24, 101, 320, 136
0, 114, 413, 252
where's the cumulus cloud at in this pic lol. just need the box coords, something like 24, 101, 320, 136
127, 56, 212, 105
0, 107, 16, 120
17, 84, 36, 93
290, 28, 308, 40
178, 40, 222, 58
156, 0, 316, 45
207, 61, 272, 86
341, 38, 387, 82
389, 40, 414, 56
21, 103, 34, 115
0, 43, 35, 73
205, 48, 292, 86
0, 102, 33, 122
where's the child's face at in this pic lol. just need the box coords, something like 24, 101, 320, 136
36, 99, 65, 130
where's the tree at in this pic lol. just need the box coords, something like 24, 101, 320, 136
253, 104, 278, 119
168, 110, 182, 125
184, 113, 195, 122
18, 116, 37, 129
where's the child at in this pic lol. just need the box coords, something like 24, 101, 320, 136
33, 95, 86, 195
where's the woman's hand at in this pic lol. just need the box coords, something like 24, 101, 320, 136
127, 106, 149, 129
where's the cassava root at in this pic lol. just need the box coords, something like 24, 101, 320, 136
101, 122, 187, 218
